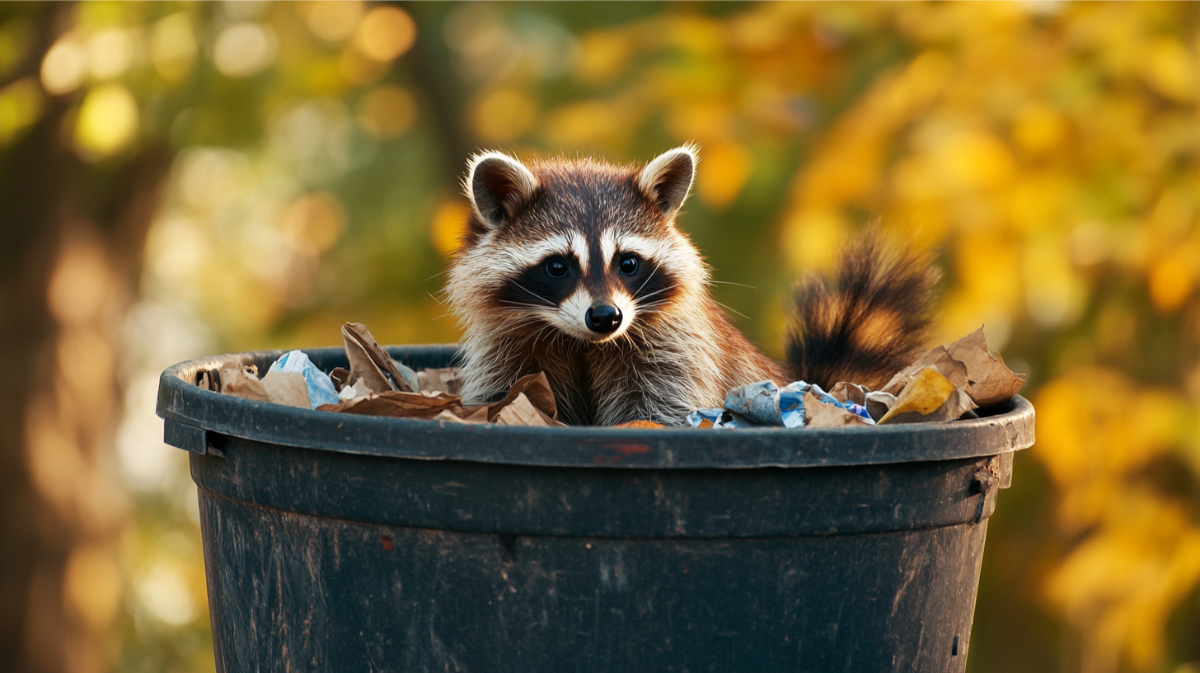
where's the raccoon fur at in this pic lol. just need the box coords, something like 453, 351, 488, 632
444, 146, 937, 426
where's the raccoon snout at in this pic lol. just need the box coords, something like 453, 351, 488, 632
585, 303, 623, 334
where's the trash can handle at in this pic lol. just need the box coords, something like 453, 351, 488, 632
164, 418, 224, 457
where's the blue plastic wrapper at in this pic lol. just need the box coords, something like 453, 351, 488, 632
389, 358, 420, 392
842, 402, 874, 423
720, 380, 876, 428
269, 350, 341, 409
685, 409, 754, 429
723, 381, 783, 426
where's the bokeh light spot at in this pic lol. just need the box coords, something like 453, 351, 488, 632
1149, 253, 1193, 314
87, 29, 135, 80
1142, 38, 1196, 102
136, 563, 196, 626
74, 83, 139, 159
280, 192, 346, 254
696, 142, 751, 210
214, 22, 275, 78
431, 200, 470, 258
40, 34, 86, 95
63, 544, 122, 631
353, 7, 416, 63
305, 1, 365, 43
150, 13, 197, 82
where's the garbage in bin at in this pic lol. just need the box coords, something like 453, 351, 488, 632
206, 322, 1025, 431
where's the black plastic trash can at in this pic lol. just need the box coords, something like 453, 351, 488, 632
157, 345, 1035, 673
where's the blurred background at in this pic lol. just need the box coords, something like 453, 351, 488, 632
2, 2, 1199, 672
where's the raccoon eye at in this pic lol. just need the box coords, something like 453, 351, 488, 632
545, 258, 568, 278
619, 256, 639, 275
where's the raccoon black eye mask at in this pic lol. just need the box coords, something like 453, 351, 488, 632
444, 146, 937, 426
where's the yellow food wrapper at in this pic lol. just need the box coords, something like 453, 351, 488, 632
877, 366, 976, 425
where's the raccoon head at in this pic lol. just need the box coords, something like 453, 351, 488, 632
447, 146, 709, 345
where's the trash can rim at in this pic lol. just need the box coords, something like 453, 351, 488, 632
157, 344, 1035, 469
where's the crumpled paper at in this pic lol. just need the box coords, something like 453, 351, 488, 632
268, 350, 340, 408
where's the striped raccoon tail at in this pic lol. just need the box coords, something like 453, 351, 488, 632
784, 234, 939, 391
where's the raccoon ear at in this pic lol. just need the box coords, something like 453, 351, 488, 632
637, 145, 697, 218
466, 151, 540, 230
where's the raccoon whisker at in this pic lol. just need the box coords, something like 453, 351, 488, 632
708, 280, 757, 289
634, 284, 679, 304
497, 299, 555, 311
632, 264, 660, 298
506, 279, 557, 308
634, 299, 674, 313
713, 300, 749, 320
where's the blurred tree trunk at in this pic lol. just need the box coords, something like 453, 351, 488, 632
0, 6, 169, 671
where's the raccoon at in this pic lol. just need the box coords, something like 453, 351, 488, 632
444, 146, 937, 426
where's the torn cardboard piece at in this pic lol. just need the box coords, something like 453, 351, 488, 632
219, 365, 311, 409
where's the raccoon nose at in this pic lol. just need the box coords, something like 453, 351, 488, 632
585, 303, 622, 334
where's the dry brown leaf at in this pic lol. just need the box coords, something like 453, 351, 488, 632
881, 345, 969, 396
880, 327, 1024, 407
342, 322, 413, 393
487, 372, 557, 422
317, 390, 461, 418
329, 367, 352, 391
944, 327, 1026, 406
804, 391, 871, 427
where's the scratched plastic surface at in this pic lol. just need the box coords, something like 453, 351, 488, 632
158, 345, 1035, 673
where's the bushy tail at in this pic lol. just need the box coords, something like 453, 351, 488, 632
785, 234, 939, 390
